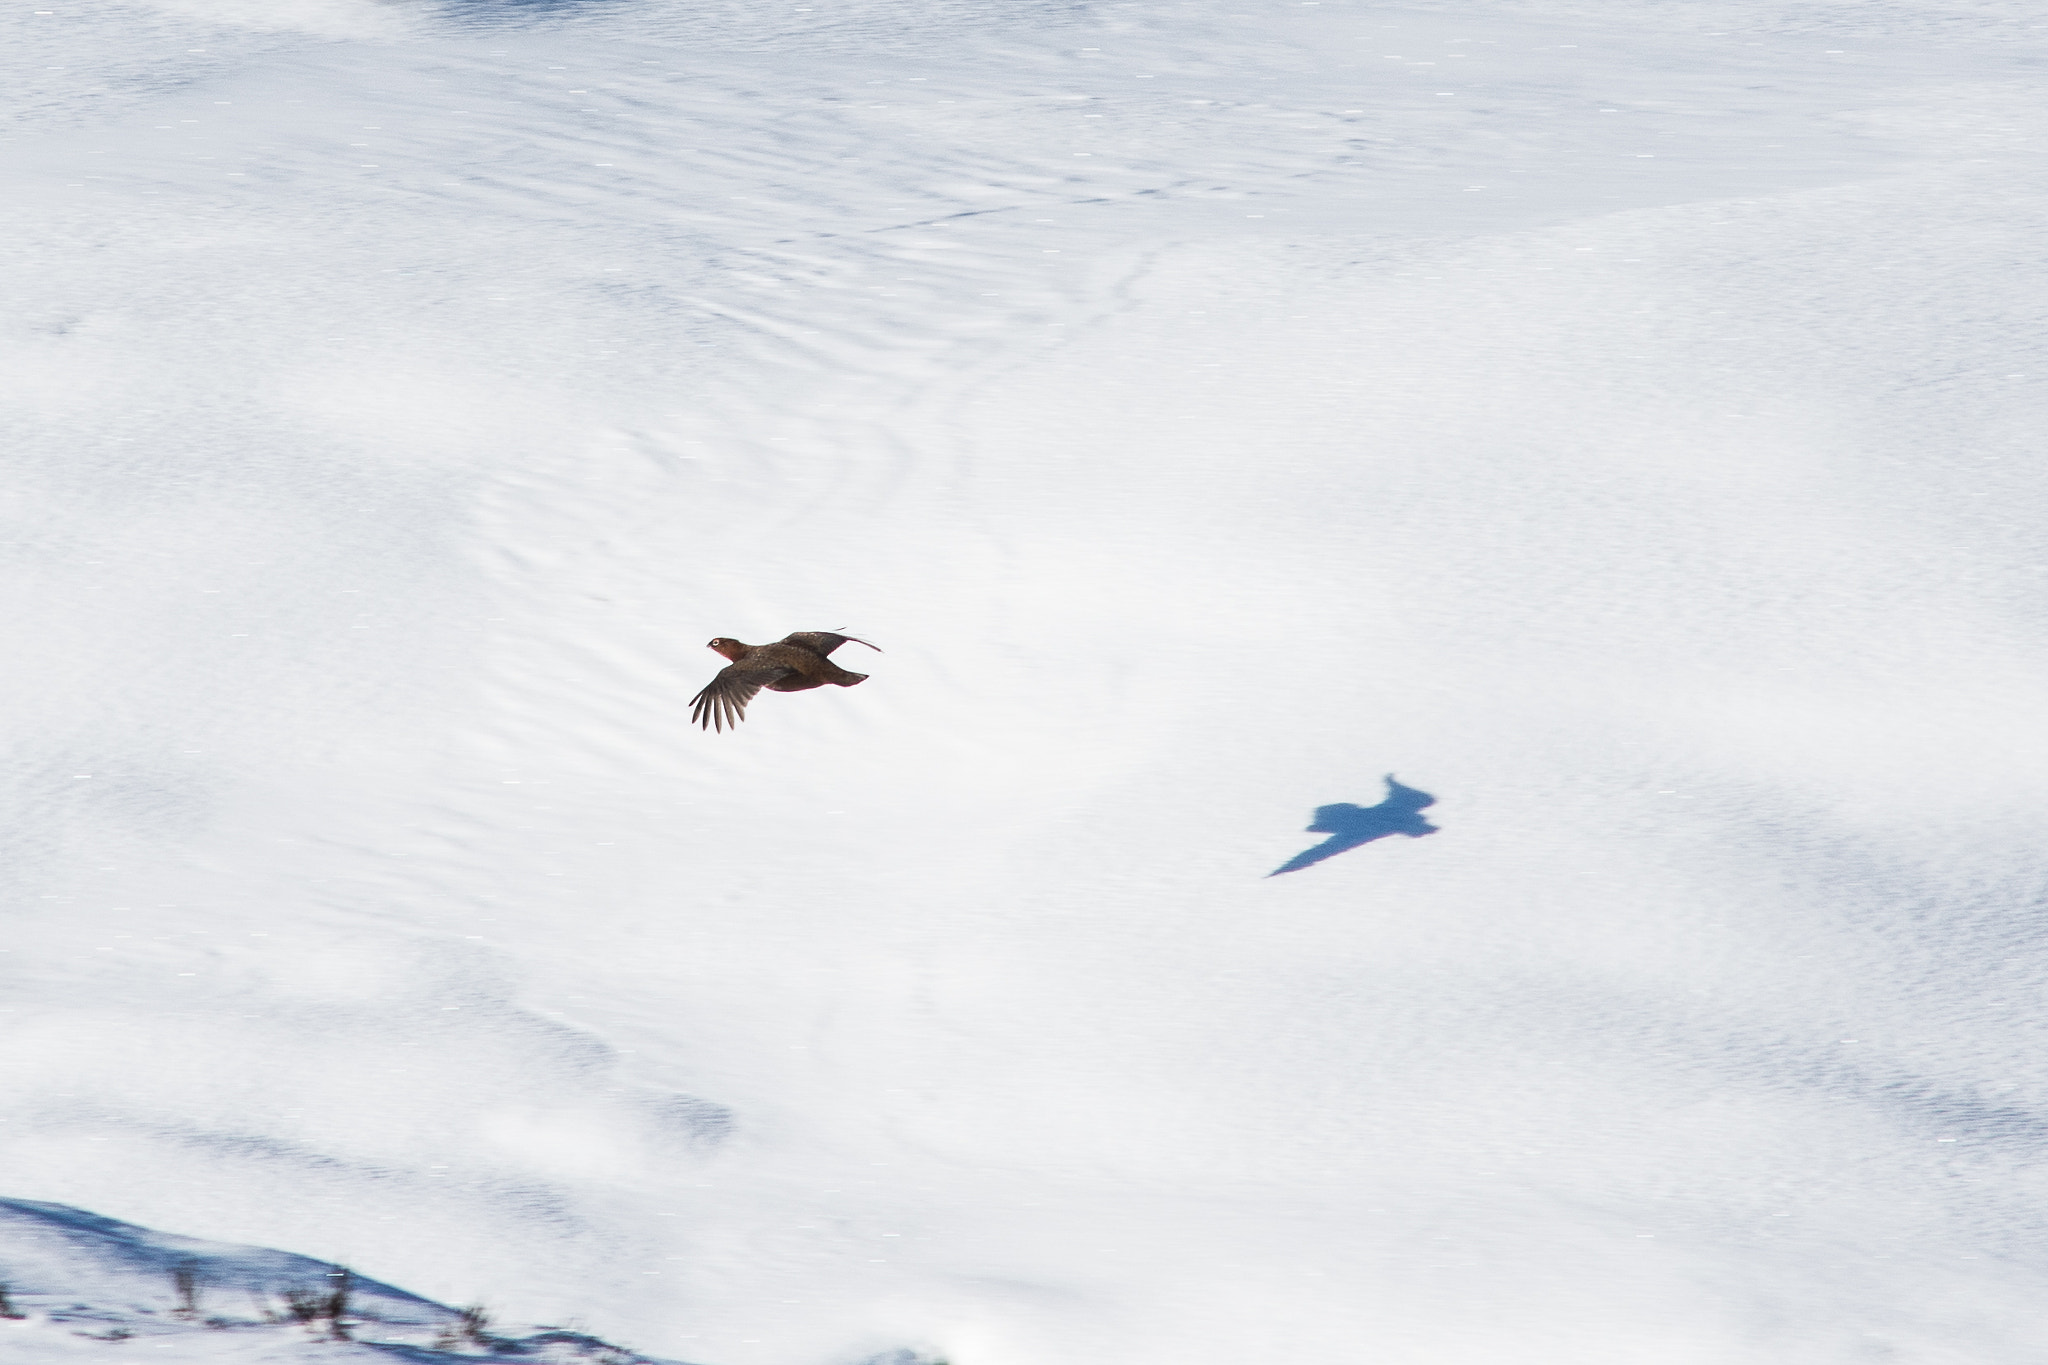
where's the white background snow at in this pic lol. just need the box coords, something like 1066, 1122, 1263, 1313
5, 0, 2048, 1360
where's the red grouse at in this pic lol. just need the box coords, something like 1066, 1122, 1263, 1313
690, 631, 880, 732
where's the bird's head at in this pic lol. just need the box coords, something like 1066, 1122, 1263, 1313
707, 637, 748, 661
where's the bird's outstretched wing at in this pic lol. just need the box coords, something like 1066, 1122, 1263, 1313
690, 662, 793, 732
778, 631, 881, 657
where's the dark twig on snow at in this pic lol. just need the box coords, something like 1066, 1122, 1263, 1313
434, 1301, 494, 1350
277, 1268, 353, 1341
323, 1267, 353, 1340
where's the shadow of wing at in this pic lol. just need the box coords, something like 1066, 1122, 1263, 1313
1269, 834, 1370, 876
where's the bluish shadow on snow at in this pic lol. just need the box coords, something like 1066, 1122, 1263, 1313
0, 1198, 691, 1361
1268, 775, 1438, 876
0, 1197, 434, 1309
435, 0, 632, 25
441, 0, 619, 9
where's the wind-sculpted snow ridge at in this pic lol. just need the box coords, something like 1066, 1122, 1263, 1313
0, 1199, 682, 1364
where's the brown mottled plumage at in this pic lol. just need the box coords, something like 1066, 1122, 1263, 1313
690, 632, 881, 732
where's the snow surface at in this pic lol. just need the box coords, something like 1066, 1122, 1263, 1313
5, 0, 2048, 1361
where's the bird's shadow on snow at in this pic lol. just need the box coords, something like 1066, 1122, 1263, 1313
1269, 775, 1438, 876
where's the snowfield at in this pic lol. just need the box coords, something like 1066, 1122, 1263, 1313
5, 0, 2048, 1361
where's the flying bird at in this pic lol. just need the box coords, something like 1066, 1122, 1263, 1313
690, 631, 881, 732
